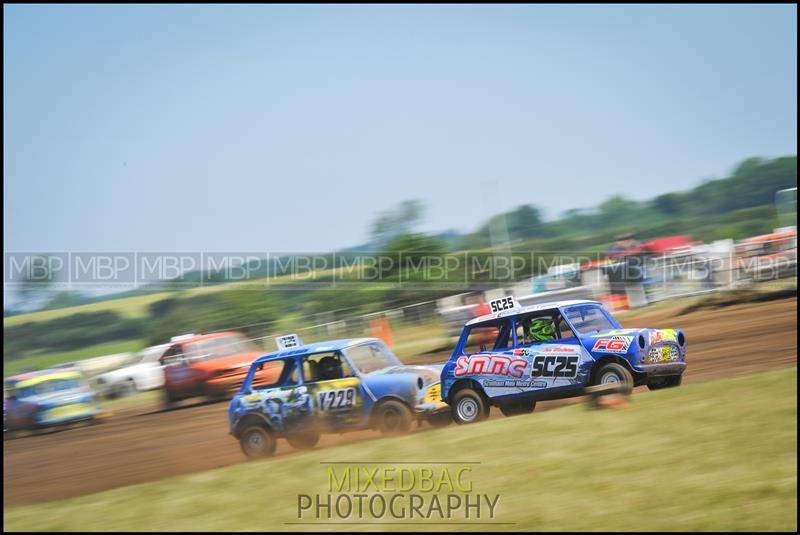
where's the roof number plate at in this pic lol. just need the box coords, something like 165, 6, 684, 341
489, 296, 517, 314
276, 334, 303, 350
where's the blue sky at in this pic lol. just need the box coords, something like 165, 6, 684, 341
4, 4, 797, 252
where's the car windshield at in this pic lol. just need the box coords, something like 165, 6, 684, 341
17, 377, 81, 399
185, 335, 258, 361
138, 345, 167, 363
563, 304, 620, 334
345, 342, 402, 374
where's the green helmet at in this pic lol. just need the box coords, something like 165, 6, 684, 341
528, 317, 556, 342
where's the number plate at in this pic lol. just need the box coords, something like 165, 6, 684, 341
317, 387, 356, 411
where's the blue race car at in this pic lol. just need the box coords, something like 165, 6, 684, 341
228, 336, 450, 458
4, 369, 100, 433
440, 298, 687, 424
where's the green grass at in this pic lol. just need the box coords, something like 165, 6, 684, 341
3, 339, 146, 376
4, 367, 796, 532
3, 292, 172, 327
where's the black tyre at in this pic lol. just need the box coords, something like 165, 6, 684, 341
286, 429, 321, 450
163, 389, 179, 410
240, 425, 277, 459
120, 378, 137, 398
499, 399, 536, 417
373, 400, 413, 435
647, 375, 683, 391
426, 411, 453, 428
593, 362, 634, 395
451, 387, 489, 425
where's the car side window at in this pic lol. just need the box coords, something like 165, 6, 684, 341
463, 319, 511, 355
160, 344, 184, 365
301, 352, 350, 383
252, 358, 296, 390
515, 312, 559, 346
558, 316, 577, 339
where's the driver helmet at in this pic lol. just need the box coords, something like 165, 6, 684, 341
528, 317, 556, 342
318, 356, 343, 380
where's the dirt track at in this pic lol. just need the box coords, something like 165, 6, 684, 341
4, 297, 797, 506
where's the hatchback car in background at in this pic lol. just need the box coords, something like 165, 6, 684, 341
162, 331, 263, 406
93, 343, 171, 399
4, 369, 100, 433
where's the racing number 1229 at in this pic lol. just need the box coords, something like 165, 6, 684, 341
317, 388, 355, 411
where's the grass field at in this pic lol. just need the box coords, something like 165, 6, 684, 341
3, 293, 172, 327
4, 367, 796, 532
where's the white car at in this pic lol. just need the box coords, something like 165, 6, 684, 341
93, 344, 171, 398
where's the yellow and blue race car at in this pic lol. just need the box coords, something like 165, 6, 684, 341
4, 369, 100, 433
228, 335, 450, 458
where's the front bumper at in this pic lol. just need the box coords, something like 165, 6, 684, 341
35, 403, 98, 427
414, 401, 449, 415
414, 382, 449, 415
636, 362, 687, 377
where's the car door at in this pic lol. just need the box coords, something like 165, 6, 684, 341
301, 352, 363, 430
515, 313, 585, 390
161, 343, 197, 394
241, 357, 315, 433
453, 319, 523, 400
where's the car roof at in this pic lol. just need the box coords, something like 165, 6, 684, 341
174, 331, 244, 344
252, 337, 378, 365
466, 299, 603, 326
5, 369, 82, 387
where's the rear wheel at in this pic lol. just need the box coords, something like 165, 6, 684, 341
373, 400, 413, 435
163, 389, 179, 410
647, 375, 682, 390
451, 387, 489, 425
593, 362, 634, 395
499, 399, 536, 417
121, 378, 137, 397
286, 429, 320, 450
240, 425, 277, 459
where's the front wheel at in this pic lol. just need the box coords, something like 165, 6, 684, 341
593, 362, 634, 395
499, 399, 536, 417
163, 389, 180, 410
120, 378, 137, 397
240, 426, 277, 459
373, 400, 413, 435
451, 388, 489, 425
647, 375, 682, 390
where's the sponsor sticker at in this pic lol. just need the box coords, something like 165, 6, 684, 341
646, 345, 680, 363
454, 354, 527, 379
592, 336, 633, 353
649, 329, 678, 345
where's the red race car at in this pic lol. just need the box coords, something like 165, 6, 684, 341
161, 331, 267, 407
